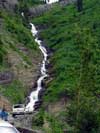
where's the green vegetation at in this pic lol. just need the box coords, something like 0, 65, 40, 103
32, 109, 44, 127
44, 113, 63, 133
17, 0, 44, 17
0, 0, 100, 132
19, 0, 43, 8
32, 109, 63, 133
0, 40, 6, 65
0, 80, 25, 104
0, 11, 37, 50
0, 7, 39, 103
32, 0, 100, 132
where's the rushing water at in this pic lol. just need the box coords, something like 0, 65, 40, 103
25, 23, 48, 112
45, 0, 59, 4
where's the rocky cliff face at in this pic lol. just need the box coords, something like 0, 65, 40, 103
0, 0, 18, 11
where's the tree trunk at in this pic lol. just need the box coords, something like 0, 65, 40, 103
77, 0, 83, 12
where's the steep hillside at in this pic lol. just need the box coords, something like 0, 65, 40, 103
31, 0, 100, 132
0, 1, 42, 106
0, 0, 100, 132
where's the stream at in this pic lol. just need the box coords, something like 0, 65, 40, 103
25, 23, 48, 112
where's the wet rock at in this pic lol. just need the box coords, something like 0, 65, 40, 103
34, 100, 43, 106
38, 89, 46, 99
34, 100, 43, 111
34, 105, 40, 111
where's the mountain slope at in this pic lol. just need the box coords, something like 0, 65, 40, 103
0, 1, 42, 106
31, 0, 100, 132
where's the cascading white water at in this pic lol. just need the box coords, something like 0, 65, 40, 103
25, 23, 48, 112
45, 0, 59, 4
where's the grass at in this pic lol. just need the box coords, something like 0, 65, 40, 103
0, 80, 25, 104
0, 11, 38, 50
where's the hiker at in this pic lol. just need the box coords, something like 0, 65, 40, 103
0, 108, 8, 121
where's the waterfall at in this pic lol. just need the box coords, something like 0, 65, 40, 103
45, 0, 59, 4
25, 23, 48, 112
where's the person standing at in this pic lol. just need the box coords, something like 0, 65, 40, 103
0, 108, 8, 121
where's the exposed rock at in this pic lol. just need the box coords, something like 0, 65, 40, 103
0, 95, 12, 112
17, 127, 43, 133
0, 71, 14, 85
34, 100, 43, 111
28, 0, 77, 18
46, 98, 67, 116
0, 0, 18, 11
29, 4, 53, 18
6, 48, 41, 89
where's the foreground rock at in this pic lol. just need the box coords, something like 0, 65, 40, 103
0, 96, 12, 112
17, 127, 43, 133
